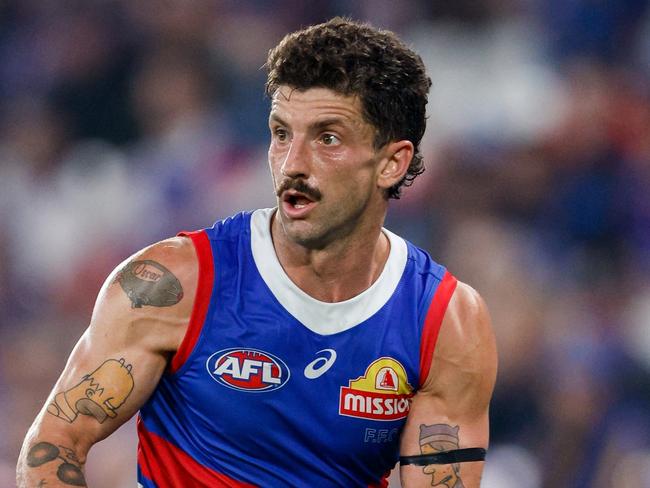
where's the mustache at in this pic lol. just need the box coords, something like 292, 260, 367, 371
276, 179, 322, 201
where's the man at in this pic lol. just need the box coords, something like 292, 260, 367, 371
17, 18, 497, 487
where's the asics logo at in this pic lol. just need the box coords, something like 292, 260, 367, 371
304, 349, 337, 379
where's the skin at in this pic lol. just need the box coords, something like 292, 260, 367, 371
421, 443, 461, 487
16, 238, 198, 487
268, 86, 413, 302
17, 86, 497, 487
400, 283, 497, 487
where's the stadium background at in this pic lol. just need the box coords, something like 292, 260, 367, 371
1, 1, 650, 486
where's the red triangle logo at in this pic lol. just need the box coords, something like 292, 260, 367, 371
379, 370, 395, 389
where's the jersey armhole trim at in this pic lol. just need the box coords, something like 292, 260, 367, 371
418, 271, 458, 387
168, 230, 214, 374
367, 469, 390, 487
137, 416, 256, 487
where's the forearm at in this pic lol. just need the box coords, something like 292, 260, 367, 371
17, 427, 89, 487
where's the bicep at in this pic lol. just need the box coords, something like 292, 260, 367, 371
26, 237, 197, 455
40, 320, 168, 449
399, 282, 497, 487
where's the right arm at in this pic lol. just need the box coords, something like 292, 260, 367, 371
17, 236, 198, 487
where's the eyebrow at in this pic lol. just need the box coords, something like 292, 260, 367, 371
269, 113, 288, 127
310, 118, 349, 131
268, 113, 350, 131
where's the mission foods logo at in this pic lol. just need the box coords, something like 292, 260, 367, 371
339, 357, 414, 421
206, 348, 290, 392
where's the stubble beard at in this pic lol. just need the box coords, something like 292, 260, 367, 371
278, 191, 373, 251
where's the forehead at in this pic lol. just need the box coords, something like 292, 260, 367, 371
269, 86, 365, 126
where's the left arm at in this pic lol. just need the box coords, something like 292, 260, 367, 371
400, 281, 498, 487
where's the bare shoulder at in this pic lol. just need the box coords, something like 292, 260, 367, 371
91, 235, 200, 355
104, 235, 198, 308
422, 280, 498, 414
399, 280, 497, 486
431, 281, 495, 364
15, 235, 202, 485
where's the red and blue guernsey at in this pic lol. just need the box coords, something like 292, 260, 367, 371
137, 208, 457, 487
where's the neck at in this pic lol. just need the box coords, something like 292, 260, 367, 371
270, 211, 390, 303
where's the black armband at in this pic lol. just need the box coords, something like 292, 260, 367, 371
399, 447, 487, 466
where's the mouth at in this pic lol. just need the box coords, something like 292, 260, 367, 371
284, 190, 314, 207
281, 190, 317, 218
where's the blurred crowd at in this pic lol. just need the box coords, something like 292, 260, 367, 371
1, 1, 649, 487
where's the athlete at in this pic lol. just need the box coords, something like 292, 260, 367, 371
17, 18, 497, 487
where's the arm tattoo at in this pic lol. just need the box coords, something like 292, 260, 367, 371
115, 259, 183, 308
419, 424, 465, 488
27, 442, 87, 486
47, 358, 134, 424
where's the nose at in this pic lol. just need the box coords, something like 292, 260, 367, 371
280, 135, 310, 179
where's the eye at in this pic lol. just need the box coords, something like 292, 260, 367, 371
274, 128, 288, 142
321, 133, 341, 146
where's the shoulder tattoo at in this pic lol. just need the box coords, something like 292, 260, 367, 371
115, 259, 183, 308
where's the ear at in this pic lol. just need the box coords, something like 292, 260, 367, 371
376, 140, 414, 191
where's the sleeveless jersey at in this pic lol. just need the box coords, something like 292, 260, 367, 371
137, 208, 457, 487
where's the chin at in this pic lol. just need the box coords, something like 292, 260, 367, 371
287, 228, 325, 249
281, 219, 328, 249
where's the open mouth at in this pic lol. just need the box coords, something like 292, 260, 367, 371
285, 192, 313, 208
281, 190, 317, 217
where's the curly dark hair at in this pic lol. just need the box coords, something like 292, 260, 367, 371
265, 17, 431, 199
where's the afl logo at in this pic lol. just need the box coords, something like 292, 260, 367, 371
206, 348, 290, 392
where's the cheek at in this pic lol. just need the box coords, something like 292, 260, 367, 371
313, 150, 361, 179
268, 148, 283, 179
317, 146, 347, 163
268, 139, 289, 161
268, 145, 279, 166
316, 142, 367, 165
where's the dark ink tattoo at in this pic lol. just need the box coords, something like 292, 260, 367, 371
56, 463, 86, 486
419, 424, 465, 488
115, 259, 183, 308
47, 358, 134, 424
27, 442, 59, 467
26, 442, 87, 487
